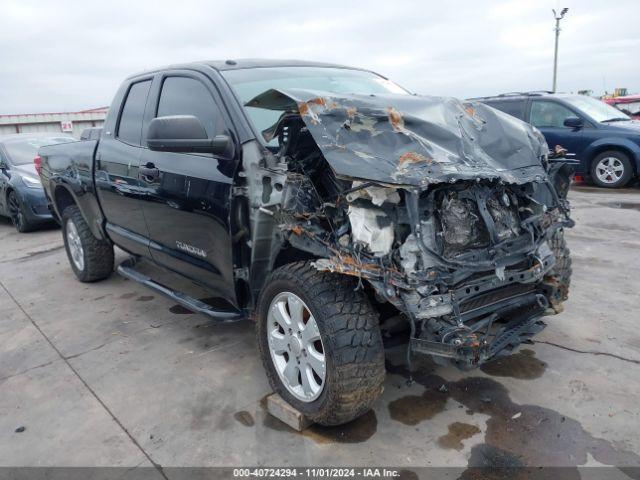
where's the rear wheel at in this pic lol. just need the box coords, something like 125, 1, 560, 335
62, 205, 114, 282
8, 191, 34, 233
257, 262, 385, 426
590, 150, 633, 188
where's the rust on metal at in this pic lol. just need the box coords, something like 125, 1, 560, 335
387, 106, 405, 132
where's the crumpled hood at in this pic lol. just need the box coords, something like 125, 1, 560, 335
247, 88, 549, 187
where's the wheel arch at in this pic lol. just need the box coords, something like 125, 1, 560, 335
585, 141, 640, 177
246, 243, 320, 311
52, 184, 107, 241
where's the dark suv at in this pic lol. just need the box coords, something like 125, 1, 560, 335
474, 92, 640, 188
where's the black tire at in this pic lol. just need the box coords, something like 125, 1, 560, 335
547, 228, 572, 306
590, 150, 633, 188
62, 205, 114, 282
8, 190, 34, 233
257, 262, 385, 426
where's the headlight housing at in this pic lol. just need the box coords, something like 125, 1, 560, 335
21, 175, 42, 188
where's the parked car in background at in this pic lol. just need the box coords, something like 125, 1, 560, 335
0, 133, 74, 232
473, 92, 640, 188
80, 127, 102, 141
604, 94, 640, 120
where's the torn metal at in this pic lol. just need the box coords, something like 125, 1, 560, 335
235, 88, 574, 369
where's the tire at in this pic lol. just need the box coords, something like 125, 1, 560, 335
62, 205, 114, 282
590, 150, 633, 188
547, 228, 572, 306
257, 262, 385, 426
8, 190, 34, 233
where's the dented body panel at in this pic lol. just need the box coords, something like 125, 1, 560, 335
241, 84, 574, 368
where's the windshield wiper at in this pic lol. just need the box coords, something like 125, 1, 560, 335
601, 117, 630, 123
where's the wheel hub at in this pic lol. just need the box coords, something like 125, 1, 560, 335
596, 157, 624, 184
289, 336, 302, 356
267, 292, 326, 403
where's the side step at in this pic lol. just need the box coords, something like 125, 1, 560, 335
116, 258, 245, 322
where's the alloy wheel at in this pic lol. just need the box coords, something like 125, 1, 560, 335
8, 192, 24, 231
595, 156, 625, 185
66, 219, 85, 271
267, 292, 326, 402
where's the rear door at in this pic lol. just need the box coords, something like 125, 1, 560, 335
95, 78, 153, 256
528, 99, 585, 157
138, 71, 238, 302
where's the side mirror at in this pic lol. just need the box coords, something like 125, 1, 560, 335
146, 115, 232, 156
563, 116, 583, 129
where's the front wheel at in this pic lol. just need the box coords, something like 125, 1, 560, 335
590, 150, 633, 188
8, 191, 34, 233
62, 205, 114, 282
257, 262, 385, 426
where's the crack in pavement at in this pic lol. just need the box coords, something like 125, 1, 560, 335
0, 359, 59, 383
535, 340, 640, 365
0, 280, 169, 480
0, 244, 64, 264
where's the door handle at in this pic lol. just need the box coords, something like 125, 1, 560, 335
139, 163, 159, 181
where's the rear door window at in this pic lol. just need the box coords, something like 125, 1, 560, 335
156, 76, 226, 138
117, 80, 152, 145
530, 101, 575, 128
485, 100, 526, 120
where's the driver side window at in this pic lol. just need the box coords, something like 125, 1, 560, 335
156, 76, 227, 138
530, 101, 576, 128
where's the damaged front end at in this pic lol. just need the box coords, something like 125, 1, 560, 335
238, 88, 574, 369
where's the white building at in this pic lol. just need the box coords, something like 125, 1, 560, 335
0, 107, 108, 138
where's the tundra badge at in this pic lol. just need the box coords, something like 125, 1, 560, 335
176, 241, 207, 259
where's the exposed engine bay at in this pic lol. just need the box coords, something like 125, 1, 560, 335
235, 89, 575, 369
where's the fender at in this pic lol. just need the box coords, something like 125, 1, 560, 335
50, 175, 107, 241
583, 137, 640, 172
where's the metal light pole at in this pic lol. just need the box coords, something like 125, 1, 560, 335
552, 7, 569, 93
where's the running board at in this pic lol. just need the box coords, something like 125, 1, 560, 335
116, 258, 245, 322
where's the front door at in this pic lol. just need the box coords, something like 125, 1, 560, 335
138, 73, 237, 303
95, 79, 153, 256
529, 99, 585, 158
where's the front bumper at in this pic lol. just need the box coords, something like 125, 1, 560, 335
404, 245, 559, 368
18, 188, 54, 224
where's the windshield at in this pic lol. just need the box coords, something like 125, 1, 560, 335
3, 136, 73, 165
222, 66, 409, 144
563, 95, 631, 122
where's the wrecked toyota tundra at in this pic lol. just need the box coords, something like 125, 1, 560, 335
38, 60, 574, 426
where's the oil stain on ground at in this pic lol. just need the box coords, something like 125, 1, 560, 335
601, 201, 640, 212
260, 395, 377, 444
479, 349, 547, 380
437, 422, 481, 451
169, 304, 194, 314
386, 362, 640, 468
234, 410, 255, 427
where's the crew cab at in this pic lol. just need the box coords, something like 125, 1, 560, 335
473, 91, 640, 188
38, 60, 574, 426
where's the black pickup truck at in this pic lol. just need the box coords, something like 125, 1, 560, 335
38, 59, 574, 426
